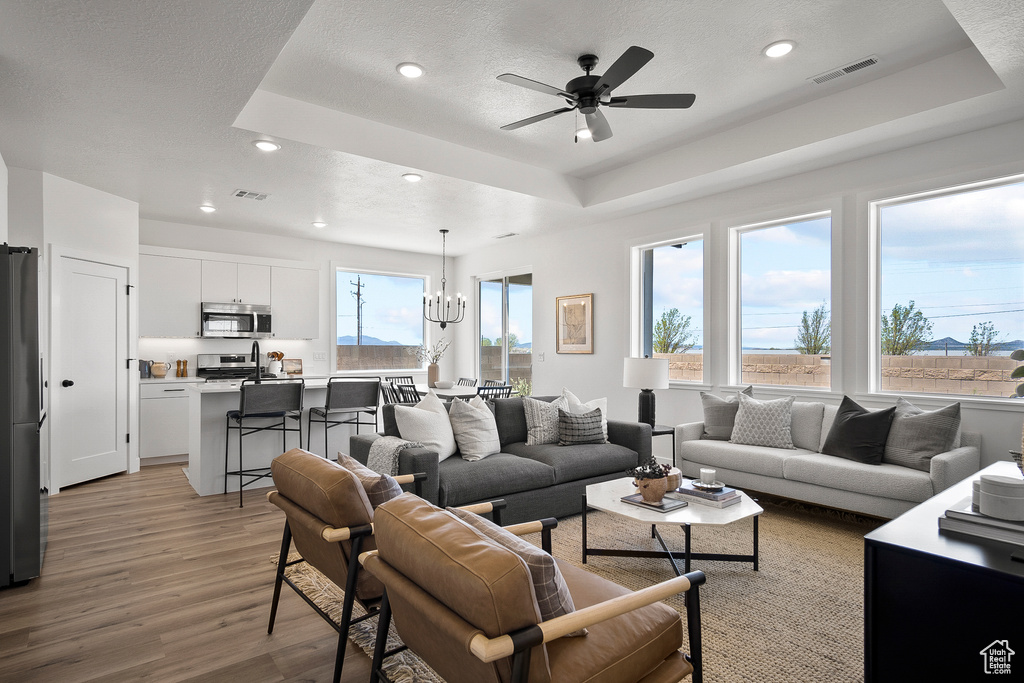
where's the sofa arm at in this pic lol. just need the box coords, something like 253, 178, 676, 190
349, 434, 441, 503
608, 420, 652, 465
929, 445, 981, 494
676, 422, 704, 443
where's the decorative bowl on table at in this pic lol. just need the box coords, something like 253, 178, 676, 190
434, 380, 454, 389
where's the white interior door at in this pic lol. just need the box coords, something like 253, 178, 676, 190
55, 256, 128, 488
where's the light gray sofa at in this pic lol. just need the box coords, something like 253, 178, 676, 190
675, 400, 981, 518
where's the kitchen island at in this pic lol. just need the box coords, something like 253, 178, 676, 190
185, 377, 329, 496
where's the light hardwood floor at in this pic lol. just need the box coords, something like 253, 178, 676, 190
0, 464, 373, 682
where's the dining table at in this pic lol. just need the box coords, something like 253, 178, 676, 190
414, 384, 480, 400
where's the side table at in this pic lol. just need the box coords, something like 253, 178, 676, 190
651, 424, 676, 467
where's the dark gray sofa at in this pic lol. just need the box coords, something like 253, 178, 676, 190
349, 396, 652, 524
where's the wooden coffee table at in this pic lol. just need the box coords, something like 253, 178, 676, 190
582, 477, 763, 575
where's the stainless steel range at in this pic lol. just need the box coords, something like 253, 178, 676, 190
196, 354, 263, 382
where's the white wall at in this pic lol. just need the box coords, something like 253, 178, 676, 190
139, 219, 454, 379
453, 118, 1024, 467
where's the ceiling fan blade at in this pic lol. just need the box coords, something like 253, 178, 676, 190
593, 46, 654, 94
497, 73, 575, 100
607, 93, 696, 109
585, 110, 613, 142
500, 107, 574, 131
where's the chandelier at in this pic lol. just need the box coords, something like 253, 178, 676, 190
423, 229, 465, 330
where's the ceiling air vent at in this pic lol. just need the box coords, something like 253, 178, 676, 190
232, 189, 269, 201
494, 232, 519, 239
809, 55, 879, 85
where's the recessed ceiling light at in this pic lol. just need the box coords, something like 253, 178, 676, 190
764, 41, 795, 58
402, 172, 423, 182
312, 221, 327, 229
576, 126, 592, 140
199, 205, 216, 213
396, 62, 424, 78
253, 140, 281, 152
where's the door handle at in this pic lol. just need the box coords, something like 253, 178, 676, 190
62, 379, 74, 387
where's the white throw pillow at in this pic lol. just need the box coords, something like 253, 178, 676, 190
562, 388, 608, 442
449, 396, 501, 461
394, 392, 457, 461
730, 393, 795, 449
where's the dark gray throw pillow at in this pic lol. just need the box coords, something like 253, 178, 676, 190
821, 396, 896, 465
558, 407, 605, 446
699, 386, 753, 440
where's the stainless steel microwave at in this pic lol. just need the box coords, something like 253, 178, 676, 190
200, 302, 272, 338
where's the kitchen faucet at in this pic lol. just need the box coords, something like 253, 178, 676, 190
251, 340, 262, 384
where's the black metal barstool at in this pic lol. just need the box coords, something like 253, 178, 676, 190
224, 378, 304, 507
307, 377, 380, 458
457, 377, 478, 387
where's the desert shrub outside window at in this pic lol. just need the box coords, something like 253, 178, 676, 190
335, 269, 425, 371
736, 214, 832, 389
639, 239, 704, 382
875, 177, 1024, 398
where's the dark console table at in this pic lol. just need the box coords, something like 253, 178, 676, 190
864, 461, 1024, 681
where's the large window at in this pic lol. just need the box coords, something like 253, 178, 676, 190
639, 240, 704, 382
479, 273, 532, 390
737, 214, 832, 388
335, 269, 425, 371
876, 178, 1024, 398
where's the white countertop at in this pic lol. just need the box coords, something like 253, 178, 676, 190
186, 374, 330, 393
140, 375, 204, 384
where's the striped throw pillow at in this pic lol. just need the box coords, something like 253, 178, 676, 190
558, 407, 605, 446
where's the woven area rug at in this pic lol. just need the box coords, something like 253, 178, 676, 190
280, 499, 883, 682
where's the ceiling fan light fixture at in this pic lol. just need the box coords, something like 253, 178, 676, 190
575, 126, 592, 139
763, 41, 795, 58
252, 140, 281, 152
312, 221, 327, 229
396, 62, 424, 78
402, 172, 423, 182
199, 205, 216, 213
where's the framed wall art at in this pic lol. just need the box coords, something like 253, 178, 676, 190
555, 293, 593, 354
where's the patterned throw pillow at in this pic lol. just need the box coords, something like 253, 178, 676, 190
447, 506, 586, 636
558, 407, 605, 446
561, 388, 609, 442
699, 386, 754, 440
730, 393, 796, 449
883, 397, 961, 471
337, 452, 403, 508
523, 396, 561, 445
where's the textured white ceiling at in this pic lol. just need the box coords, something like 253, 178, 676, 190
1, 0, 1023, 256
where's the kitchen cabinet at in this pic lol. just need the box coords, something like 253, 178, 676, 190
271, 266, 319, 339
201, 261, 271, 305
139, 383, 197, 458
139, 254, 203, 337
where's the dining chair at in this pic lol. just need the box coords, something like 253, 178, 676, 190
457, 377, 478, 387
384, 375, 415, 386
477, 384, 513, 399
482, 379, 504, 386
394, 383, 422, 404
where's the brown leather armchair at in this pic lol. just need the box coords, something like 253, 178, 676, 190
361, 493, 706, 683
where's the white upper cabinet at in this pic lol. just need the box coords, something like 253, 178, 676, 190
201, 261, 270, 305
272, 267, 319, 339
139, 254, 202, 337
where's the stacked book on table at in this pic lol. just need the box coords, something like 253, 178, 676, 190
938, 497, 1024, 547
665, 479, 742, 508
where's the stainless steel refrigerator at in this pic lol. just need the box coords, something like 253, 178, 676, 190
0, 245, 45, 588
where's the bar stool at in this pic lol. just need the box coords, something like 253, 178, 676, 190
307, 377, 380, 458
225, 378, 304, 507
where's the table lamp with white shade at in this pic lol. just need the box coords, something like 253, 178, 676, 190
623, 357, 670, 427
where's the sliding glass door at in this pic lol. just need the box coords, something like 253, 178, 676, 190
479, 273, 532, 388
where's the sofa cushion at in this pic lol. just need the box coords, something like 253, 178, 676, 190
678, 439, 811, 478
505, 441, 640, 484
790, 402, 825, 451
448, 507, 585, 636
821, 396, 895, 465
731, 393, 795, 449
783, 453, 935, 502
883, 397, 961, 472
448, 396, 501, 461
699, 386, 753, 440
558, 407, 605, 446
547, 559, 685, 683
436, 452, 556, 507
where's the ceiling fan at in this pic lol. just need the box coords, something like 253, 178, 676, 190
497, 46, 695, 142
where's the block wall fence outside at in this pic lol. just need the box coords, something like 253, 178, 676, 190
657, 352, 1024, 397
